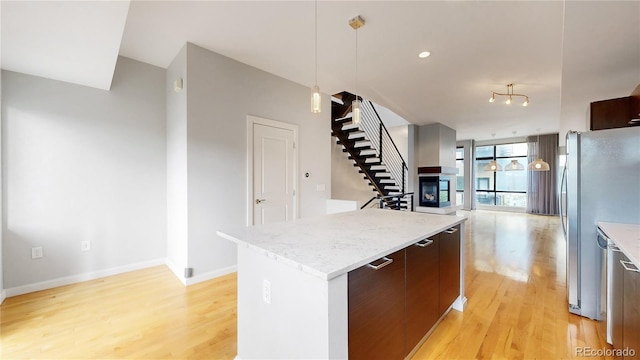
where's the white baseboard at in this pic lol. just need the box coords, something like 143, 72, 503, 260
4, 258, 166, 298
185, 265, 237, 286
165, 259, 188, 285
165, 260, 237, 286
0, 289, 6, 304
453, 295, 468, 312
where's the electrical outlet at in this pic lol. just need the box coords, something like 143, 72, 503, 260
262, 279, 271, 304
31, 247, 43, 259
81, 240, 91, 252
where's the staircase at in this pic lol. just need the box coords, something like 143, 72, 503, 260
332, 92, 412, 211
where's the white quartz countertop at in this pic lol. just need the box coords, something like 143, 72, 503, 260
597, 222, 640, 267
217, 209, 467, 280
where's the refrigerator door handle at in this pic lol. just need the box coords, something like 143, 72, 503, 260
560, 165, 567, 235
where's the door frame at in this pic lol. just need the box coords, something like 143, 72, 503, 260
246, 115, 299, 226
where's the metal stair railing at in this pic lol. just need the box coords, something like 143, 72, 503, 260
360, 192, 414, 211
357, 100, 409, 196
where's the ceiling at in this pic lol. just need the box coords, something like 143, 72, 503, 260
2, 1, 639, 141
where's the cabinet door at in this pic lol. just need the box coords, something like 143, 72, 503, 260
348, 249, 405, 360
590, 97, 632, 131
622, 258, 640, 359
611, 249, 625, 351
439, 225, 461, 316
405, 235, 440, 354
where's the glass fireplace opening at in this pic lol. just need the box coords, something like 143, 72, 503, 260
419, 176, 451, 208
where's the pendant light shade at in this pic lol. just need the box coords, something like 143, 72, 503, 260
311, 85, 321, 113
504, 159, 524, 171
527, 133, 550, 171
352, 99, 362, 125
528, 158, 550, 171
484, 160, 502, 172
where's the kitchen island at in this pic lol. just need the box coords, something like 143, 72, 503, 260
217, 208, 467, 359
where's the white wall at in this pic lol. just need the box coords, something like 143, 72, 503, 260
386, 125, 408, 162
166, 45, 189, 281
1, 57, 167, 290
330, 138, 376, 205
331, 124, 409, 207
181, 43, 332, 281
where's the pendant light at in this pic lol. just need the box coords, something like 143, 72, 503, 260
349, 15, 365, 125
504, 159, 525, 171
484, 160, 502, 172
310, 0, 321, 114
528, 133, 550, 171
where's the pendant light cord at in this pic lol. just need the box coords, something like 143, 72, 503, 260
314, 0, 318, 85
355, 24, 358, 102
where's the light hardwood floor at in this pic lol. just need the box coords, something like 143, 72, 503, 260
1, 210, 612, 359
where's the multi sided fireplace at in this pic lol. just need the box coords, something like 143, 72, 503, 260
418, 176, 451, 208
417, 166, 456, 209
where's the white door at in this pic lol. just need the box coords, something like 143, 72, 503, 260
253, 123, 295, 225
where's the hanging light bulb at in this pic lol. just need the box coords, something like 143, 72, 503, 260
352, 98, 362, 125
310, 0, 321, 114
504, 159, 524, 171
484, 160, 502, 172
522, 97, 529, 107
505, 96, 512, 105
489, 93, 496, 103
311, 85, 321, 113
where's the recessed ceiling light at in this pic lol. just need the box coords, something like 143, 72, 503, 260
418, 51, 431, 58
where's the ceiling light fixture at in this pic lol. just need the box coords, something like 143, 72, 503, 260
349, 15, 365, 125
310, 0, 321, 114
489, 84, 529, 107
418, 51, 431, 58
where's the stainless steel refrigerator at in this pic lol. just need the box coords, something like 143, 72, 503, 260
560, 127, 640, 321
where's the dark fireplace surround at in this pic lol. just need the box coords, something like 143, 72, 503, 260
417, 166, 455, 208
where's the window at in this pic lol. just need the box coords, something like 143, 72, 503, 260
455, 147, 464, 205
474, 142, 527, 208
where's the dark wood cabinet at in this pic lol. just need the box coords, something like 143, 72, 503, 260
439, 225, 461, 315
348, 224, 462, 359
405, 234, 440, 354
348, 249, 405, 360
590, 97, 632, 131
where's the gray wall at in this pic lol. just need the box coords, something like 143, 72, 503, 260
171, 43, 332, 281
2, 57, 167, 289
416, 123, 456, 168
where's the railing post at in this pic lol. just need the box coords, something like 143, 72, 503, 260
402, 161, 405, 194
379, 122, 383, 164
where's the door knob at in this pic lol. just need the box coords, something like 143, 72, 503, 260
255, 199, 267, 204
